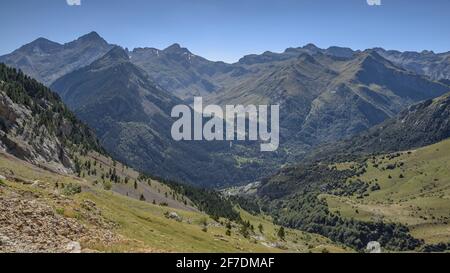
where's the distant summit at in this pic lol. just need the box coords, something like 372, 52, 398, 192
19, 37, 62, 53
0, 32, 113, 85
90, 46, 130, 68
163, 43, 191, 54
71, 31, 108, 47
77, 31, 104, 42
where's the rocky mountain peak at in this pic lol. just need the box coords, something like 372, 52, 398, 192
163, 43, 191, 55
19, 37, 61, 53
325, 46, 356, 58
356, 50, 395, 70
297, 52, 319, 64
75, 31, 107, 45
91, 46, 130, 68
302, 43, 321, 53
105, 46, 130, 61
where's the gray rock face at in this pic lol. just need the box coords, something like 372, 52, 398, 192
0, 63, 102, 175
0, 92, 73, 174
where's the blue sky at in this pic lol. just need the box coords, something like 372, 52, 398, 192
0, 0, 449, 63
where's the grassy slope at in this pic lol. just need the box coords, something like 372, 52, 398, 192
76, 151, 198, 211
0, 152, 348, 253
323, 139, 450, 244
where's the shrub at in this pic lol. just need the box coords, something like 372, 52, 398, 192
103, 181, 112, 190
62, 183, 82, 196
277, 227, 286, 240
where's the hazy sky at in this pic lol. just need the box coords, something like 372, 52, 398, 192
1, 0, 449, 63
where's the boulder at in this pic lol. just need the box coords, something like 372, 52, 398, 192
66, 241, 82, 253
366, 241, 382, 253
168, 212, 182, 222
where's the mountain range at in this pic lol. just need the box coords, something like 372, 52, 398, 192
0, 32, 113, 86
1, 32, 450, 186
51, 46, 254, 186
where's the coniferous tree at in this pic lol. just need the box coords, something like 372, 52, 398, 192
277, 227, 285, 240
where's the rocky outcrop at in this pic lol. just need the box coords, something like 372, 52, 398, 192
0, 92, 74, 174
0, 189, 119, 253
0, 63, 103, 175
